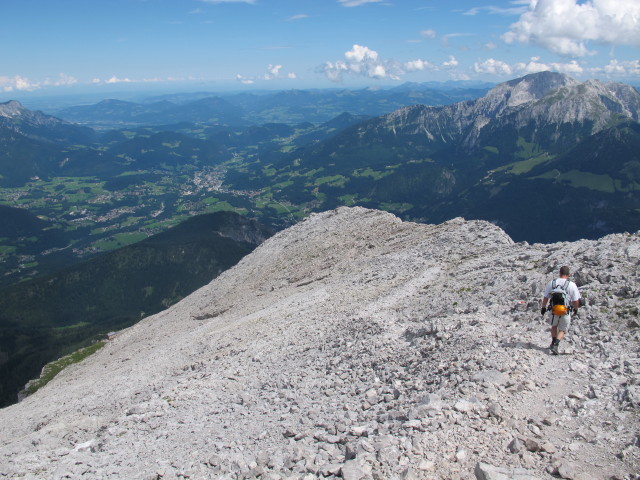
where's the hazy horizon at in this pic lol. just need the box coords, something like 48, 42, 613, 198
2, 0, 639, 102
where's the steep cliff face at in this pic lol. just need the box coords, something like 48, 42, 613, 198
0, 207, 638, 479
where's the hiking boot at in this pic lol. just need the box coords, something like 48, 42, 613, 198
550, 343, 559, 355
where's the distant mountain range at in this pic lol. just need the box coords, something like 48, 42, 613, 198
53, 83, 490, 128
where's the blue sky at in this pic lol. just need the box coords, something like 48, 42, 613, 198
1, 0, 639, 97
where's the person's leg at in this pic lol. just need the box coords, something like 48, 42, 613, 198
550, 319, 558, 348
551, 315, 571, 355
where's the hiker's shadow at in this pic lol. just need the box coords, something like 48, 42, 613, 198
502, 341, 549, 353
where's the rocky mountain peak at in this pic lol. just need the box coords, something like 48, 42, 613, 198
364, 72, 640, 151
482, 71, 577, 111
0, 207, 638, 479
0, 100, 26, 118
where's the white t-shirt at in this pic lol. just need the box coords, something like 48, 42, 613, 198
544, 278, 581, 303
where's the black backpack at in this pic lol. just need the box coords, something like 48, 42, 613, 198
549, 279, 570, 316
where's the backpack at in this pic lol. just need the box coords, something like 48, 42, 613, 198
549, 279, 570, 316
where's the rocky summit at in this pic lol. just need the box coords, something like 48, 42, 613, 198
0, 207, 638, 480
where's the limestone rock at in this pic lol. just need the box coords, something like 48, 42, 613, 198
0, 207, 637, 479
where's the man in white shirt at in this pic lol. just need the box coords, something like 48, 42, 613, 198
541, 266, 581, 355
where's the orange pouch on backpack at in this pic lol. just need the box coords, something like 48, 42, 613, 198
552, 305, 567, 316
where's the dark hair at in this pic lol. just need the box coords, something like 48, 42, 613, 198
559, 266, 570, 276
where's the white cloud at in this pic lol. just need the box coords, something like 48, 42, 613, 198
286, 14, 309, 21
0, 73, 77, 92
503, 0, 640, 57
474, 58, 514, 76
475, 56, 585, 76
236, 74, 254, 85
323, 45, 403, 81
404, 59, 435, 72
105, 76, 132, 84
464, 5, 529, 16
42, 73, 78, 87
0, 75, 36, 92
484, 42, 498, 50
442, 55, 459, 68
323, 44, 459, 81
264, 64, 282, 80
594, 59, 640, 76
337, 0, 383, 6
420, 29, 436, 39
237, 64, 297, 83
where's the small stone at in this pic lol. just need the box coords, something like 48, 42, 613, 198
474, 462, 541, 480
487, 402, 502, 419
508, 437, 523, 453
540, 442, 557, 454
524, 438, 540, 452
418, 460, 435, 471
318, 463, 342, 476
568, 392, 586, 401
454, 400, 474, 413
557, 462, 577, 479
401, 467, 419, 480
351, 426, 368, 437
341, 460, 365, 480
74, 440, 94, 453
455, 448, 467, 463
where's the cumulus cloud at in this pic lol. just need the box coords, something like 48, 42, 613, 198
474, 56, 585, 76
0, 75, 35, 92
44, 73, 78, 87
323, 45, 402, 81
0, 73, 77, 92
323, 44, 459, 82
237, 64, 297, 84
503, 0, 640, 56
474, 58, 514, 76
337, 0, 383, 6
594, 59, 640, 76
264, 64, 282, 80
105, 76, 132, 84
404, 59, 435, 72
514, 57, 585, 75
442, 55, 459, 68
235, 74, 254, 85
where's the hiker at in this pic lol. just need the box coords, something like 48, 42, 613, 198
541, 266, 581, 355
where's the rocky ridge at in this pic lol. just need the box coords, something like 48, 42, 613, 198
0, 100, 94, 144
370, 72, 640, 148
0, 207, 638, 479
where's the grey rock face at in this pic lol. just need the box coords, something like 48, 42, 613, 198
0, 207, 638, 479
361, 72, 640, 149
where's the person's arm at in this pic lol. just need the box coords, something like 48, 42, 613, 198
541, 295, 549, 314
